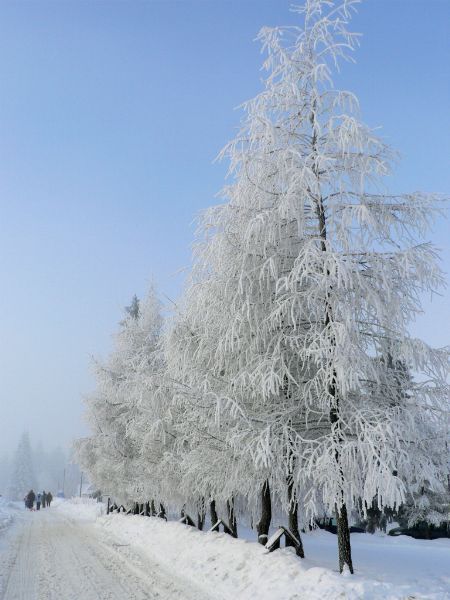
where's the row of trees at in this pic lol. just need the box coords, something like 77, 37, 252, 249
77, 0, 449, 573
3, 432, 81, 500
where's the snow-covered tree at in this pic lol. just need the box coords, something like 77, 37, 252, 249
77, 285, 165, 505
171, 0, 449, 573
75, 0, 449, 576
401, 485, 450, 531
8, 432, 37, 500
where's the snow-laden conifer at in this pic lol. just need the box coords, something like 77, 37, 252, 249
77, 286, 165, 505
8, 432, 37, 500
174, 0, 449, 572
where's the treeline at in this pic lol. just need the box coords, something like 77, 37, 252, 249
76, 0, 449, 573
3, 431, 81, 499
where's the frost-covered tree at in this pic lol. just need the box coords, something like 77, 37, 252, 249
75, 0, 449, 576
173, 0, 449, 573
8, 432, 37, 500
77, 286, 164, 505
164, 307, 256, 535
400, 484, 450, 532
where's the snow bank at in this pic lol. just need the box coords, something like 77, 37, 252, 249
96, 514, 429, 600
52, 500, 449, 598
0, 498, 14, 532
55, 497, 105, 522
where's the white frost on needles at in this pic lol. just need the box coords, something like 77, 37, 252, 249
77, 0, 450, 576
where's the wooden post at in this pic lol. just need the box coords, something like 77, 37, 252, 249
265, 527, 303, 557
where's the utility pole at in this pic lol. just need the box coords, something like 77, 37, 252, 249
62, 468, 66, 498
79, 472, 83, 497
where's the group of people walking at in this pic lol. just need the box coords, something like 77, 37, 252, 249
24, 489, 53, 511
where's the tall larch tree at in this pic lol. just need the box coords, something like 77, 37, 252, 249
178, 0, 449, 573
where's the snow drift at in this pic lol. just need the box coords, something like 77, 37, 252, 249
95, 513, 442, 600
0, 498, 14, 532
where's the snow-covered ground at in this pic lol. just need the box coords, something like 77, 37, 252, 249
0, 498, 449, 599
0, 498, 14, 533
97, 509, 450, 599
0, 499, 210, 599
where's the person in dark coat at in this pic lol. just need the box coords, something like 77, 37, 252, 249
41, 491, 46, 508
36, 492, 42, 510
46, 492, 53, 507
26, 489, 35, 510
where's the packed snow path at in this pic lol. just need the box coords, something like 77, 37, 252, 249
0, 508, 211, 600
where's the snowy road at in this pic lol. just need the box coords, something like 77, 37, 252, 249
0, 508, 211, 600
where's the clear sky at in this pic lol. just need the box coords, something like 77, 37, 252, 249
0, 0, 449, 454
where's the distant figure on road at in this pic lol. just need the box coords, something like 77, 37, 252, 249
36, 492, 42, 511
46, 492, 53, 507
41, 491, 46, 508
25, 489, 35, 510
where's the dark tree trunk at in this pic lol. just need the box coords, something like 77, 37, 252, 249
150, 499, 156, 516
336, 503, 353, 573
330, 404, 354, 573
257, 480, 272, 545
287, 474, 305, 558
159, 503, 166, 519
227, 497, 238, 538
366, 502, 381, 534
145, 501, 150, 516
210, 499, 218, 526
197, 498, 206, 530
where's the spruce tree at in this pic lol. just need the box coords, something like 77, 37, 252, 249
9, 432, 36, 500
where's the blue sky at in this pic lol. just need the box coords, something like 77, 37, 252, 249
0, 0, 449, 453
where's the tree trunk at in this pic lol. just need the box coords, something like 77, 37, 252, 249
336, 503, 353, 573
366, 502, 381, 534
197, 498, 206, 530
159, 502, 166, 519
311, 107, 354, 574
330, 404, 354, 572
150, 499, 156, 516
287, 474, 305, 558
227, 497, 238, 538
210, 499, 218, 526
257, 480, 272, 545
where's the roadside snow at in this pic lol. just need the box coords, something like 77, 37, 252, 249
0, 499, 210, 599
2, 498, 448, 598
94, 508, 450, 600
55, 496, 105, 521
0, 498, 14, 532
